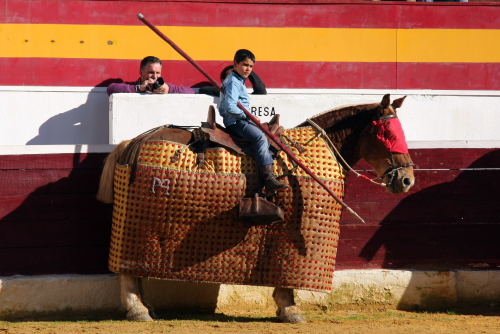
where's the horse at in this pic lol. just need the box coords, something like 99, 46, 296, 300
97, 94, 415, 323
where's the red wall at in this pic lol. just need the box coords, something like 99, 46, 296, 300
1, 0, 499, 90
0, 153, 112, 275
2, 149, 500, 276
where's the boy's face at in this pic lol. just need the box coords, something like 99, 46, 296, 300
233, 58, 254, 79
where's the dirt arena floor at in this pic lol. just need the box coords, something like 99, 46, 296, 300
2, 307, 500, 334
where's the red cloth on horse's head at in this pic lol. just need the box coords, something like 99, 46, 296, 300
373, 117, 409, 154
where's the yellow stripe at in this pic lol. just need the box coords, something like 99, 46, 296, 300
398, 29, 500, 63
0, 24, 394, 62
1, 24, 499, 63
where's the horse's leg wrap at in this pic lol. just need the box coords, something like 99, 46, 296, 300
120, 275, 153, 321
272, 287, 307, 324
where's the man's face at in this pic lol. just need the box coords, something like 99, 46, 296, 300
233, 58, 254, 79
140, 62, 162, 82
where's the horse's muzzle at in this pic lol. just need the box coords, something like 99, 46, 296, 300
385, 168, 415, 194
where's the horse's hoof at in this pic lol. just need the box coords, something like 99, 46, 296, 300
126, 306, 154, 321
278, 305, 307, 324
149, 311, 158, 320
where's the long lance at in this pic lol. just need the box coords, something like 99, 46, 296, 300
137, 13, 365, 224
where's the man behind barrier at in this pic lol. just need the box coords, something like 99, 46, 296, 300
107, 56, 198, 95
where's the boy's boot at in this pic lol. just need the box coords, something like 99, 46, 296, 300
259, 165, 289, 192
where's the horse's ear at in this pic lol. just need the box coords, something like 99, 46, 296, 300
392, 96, 407, 109
381, 94, 390, 108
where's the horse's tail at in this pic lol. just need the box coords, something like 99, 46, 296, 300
96, 139, 132, 203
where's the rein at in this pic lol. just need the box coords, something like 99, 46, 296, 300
306, 113, 414, 188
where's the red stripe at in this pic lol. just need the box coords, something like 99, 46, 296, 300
4, 58, 500, 90
399, 3, 500, 29
0, 153, 107, 169
397, 62, 500, 91
0, 58, 397, 88
2, 0, 499, 29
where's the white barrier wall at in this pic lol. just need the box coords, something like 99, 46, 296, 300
0, 87, 108, 146
1, 87, 499, 150
111, 90, 500, 148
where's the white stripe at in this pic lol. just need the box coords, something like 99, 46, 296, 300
266, 89, 500, 97
408, 141, 500, 149
0, 145, 115, 155
1, 141, 500, 155
0, 86, 106, 93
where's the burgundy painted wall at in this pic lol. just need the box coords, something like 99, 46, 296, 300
1, 1, 499, 90
1, 148, 499, 276
0, 153, 113, 275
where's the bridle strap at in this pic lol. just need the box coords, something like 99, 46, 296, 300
306, 118, 388, 187
377, 114, 398, 121
376, 151, 415, 186
307, 115, 413, 188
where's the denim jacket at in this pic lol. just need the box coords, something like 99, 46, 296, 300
219, 71, 250, 127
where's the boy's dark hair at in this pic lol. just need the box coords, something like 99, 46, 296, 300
234, 49, 256, 64
140, 56, 162, 70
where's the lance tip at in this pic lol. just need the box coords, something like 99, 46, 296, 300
138, 13, 144, 19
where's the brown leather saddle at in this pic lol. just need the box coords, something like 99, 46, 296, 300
200, 105, 285, 156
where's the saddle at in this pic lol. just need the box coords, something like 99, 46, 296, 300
200, 105, 284, 156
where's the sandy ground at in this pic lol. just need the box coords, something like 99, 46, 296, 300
2, 307, 500, 334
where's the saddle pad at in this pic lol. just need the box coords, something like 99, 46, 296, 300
109, 127, 346, 292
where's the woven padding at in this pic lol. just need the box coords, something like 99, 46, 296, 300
109, 127, 346, 292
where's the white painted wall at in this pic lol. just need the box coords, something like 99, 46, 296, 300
110, 90, 500, 148
0, 86, 109, 146
1, 86, 499, 153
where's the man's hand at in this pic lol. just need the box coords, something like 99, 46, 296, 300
138, 78, 154, 93
138, 78, 169, 94
153, 84, 169, 94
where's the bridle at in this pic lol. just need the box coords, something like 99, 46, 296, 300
306, 111, 414, 188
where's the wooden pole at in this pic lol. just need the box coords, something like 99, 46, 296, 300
137, 13, 365, 224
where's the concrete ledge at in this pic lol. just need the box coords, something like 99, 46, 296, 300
2, 270, 500, 319
109, 93, 500, 148
2, 86, 500, 148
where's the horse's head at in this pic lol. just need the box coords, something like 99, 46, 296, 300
359, 94, 415, 194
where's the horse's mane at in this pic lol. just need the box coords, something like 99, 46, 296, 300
296, 102, 381, 167
311, 102, 378, 119
297, 102, 379, 128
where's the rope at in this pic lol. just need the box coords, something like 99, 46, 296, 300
306, 118, 387, 187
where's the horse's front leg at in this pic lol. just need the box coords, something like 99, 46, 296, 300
120, 275, 154, 321
272, 287, 307, 323
137, 277, 157, 319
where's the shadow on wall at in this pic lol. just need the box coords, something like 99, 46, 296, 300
0, 148, 113, 275
26, 80, 119, 145
359, 149, 500, 309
